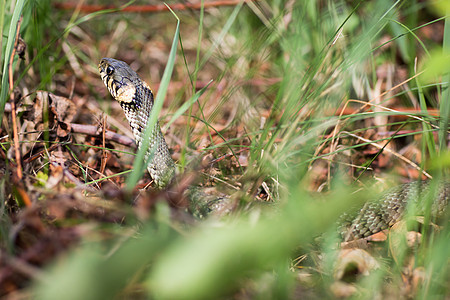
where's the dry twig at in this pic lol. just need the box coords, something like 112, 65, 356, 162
53, 0, 259, 13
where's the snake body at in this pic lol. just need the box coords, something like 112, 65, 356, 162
98, 58, 448, 241
99, 58, 175, 188
340, 181, 448, 241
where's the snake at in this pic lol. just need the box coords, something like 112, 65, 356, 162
98, 58, 175, 188
98, 57, 448, 241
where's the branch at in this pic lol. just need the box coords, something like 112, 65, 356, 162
53, 0, 258, 13
70, 123, 135, 148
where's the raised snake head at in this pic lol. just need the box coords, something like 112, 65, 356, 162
98, 58, 151, 104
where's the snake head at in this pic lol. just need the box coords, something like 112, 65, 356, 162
98, 58, 139, 104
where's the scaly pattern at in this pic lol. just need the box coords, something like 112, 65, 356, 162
339, 181, 449, 241
98, 58, 175, 188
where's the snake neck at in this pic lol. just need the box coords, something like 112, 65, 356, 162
122, 81, 175, 188
119, 82, 151, 144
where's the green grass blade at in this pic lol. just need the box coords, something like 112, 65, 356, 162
0, 0, 5, 63
440, 6, 450, 154
125, 8, 180, 189
163, 80, 213, 130
199, 2, 243, 69
0, 0, 25, 125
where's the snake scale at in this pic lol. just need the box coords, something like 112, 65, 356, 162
98, 58, 448, 241
99, 58, 175, 188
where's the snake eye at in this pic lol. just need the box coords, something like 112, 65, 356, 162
106, 65, 115, 76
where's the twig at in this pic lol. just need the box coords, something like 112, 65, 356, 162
2, 123, 135, 157
99, 115, 108, 178
209, 147, 248, 164
152, 77, 280, 91
9, 16, 23, 180
313, 72, 425, 184
8, 16, 31, 207
70, 123, 135, 147
329, 72, 425, 153
23, 143, 59, 164
53, 0, 258, 13
343, 131, 432, 179
2, 251, 47, 281
50, 160, 97, 192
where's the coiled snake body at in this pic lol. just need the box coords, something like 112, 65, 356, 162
98, 58, 448, 241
